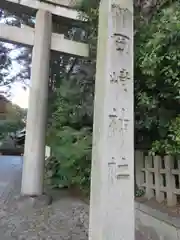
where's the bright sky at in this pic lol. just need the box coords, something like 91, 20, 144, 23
2, 45, 30, 109
0, 15, 30, 109
11, 56, 29, 109
11, 81, 29, 109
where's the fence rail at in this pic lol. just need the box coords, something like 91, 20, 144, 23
135, 151, 180, 206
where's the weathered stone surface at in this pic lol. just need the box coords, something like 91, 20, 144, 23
77, 199, 148, 240
15, 194, 53, 210
89, 1, 134, 239
1, 0, 84, 21
135, 202, 180, 240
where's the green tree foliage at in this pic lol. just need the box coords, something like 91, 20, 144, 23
0, 99, 26, 139
46, 0, 180, 194
0, 43, 12, 87
45, 1, 99, 193
2, 0, 180, 194
0, 119, 24, 139
46, 61, 94, 192
0, 10, 19, 87
135, 1, 180, 154
0, 9, 34, 89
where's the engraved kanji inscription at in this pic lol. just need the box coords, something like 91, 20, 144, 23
108, 108, 130, 148
119, 117, 130, 133
110, 69, 131, 92
117, 163, 130, 179
108, 112, 118, 138
119, 68, 131, 82
108, 157, 130, 180
112, 33, 130, 53
118, 156, 128, 166
111, 4, 131, 31
108, 160, 116, 185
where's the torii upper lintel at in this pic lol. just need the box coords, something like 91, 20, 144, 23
0, 0, 86, 21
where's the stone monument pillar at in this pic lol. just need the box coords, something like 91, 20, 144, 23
89, 0, 134, 239
21, 10, 52, 196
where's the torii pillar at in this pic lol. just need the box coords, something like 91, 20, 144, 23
21, 10, 51, 197
89, 0, 134, 239
0, 0, 88, 204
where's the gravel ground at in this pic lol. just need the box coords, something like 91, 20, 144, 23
0, 156, 88, 240
0, 192, 147, 240
0, 192, 88, 240
0, 156, 147, 239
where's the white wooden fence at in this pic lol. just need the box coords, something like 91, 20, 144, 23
135, 150, 180, 206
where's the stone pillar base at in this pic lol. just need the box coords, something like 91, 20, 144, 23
15, 194, 52, 210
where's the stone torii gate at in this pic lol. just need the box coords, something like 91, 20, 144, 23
0, 0, 134, 239
0, 0, 89, 197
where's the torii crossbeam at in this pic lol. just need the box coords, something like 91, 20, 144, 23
0, 0, 83, 21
